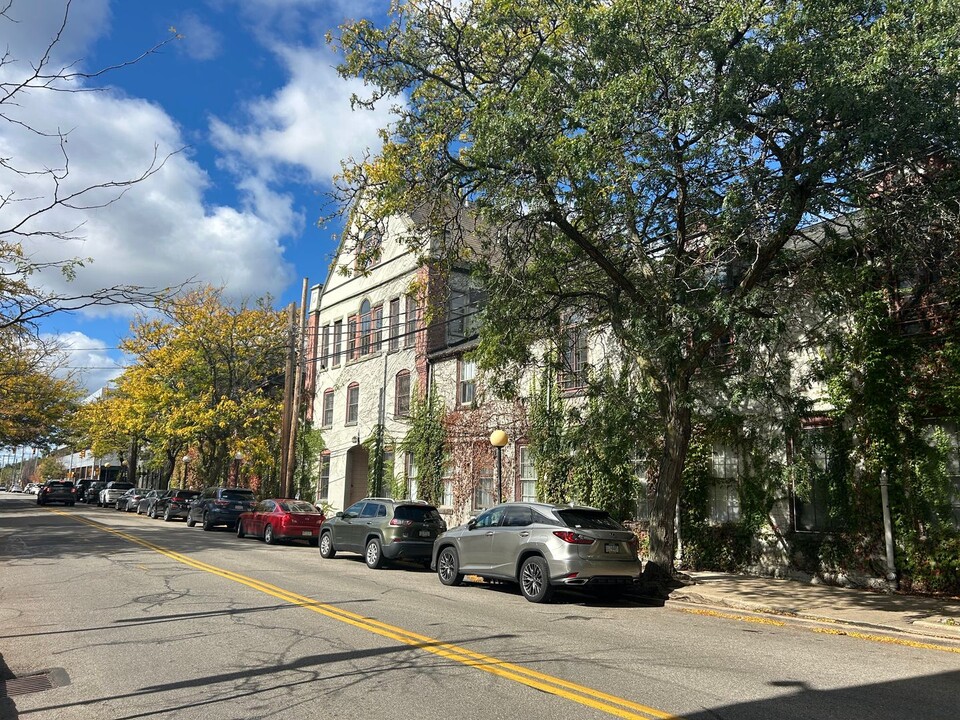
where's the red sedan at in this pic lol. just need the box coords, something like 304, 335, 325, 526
236, 499, 325, 546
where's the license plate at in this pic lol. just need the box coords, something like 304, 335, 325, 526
604, 543, 620, 554
419, 530, 431, 537
233, 504, 243, 510
301, 530, 313, 537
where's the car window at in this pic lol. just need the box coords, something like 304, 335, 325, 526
281, 501, 320, 513
557, 509, 624, 530
393, 505, 441, 522
474, 507, 505, 528
343, 502, 363, 517
377, 504, 387, 517
221, 490, 255, 502
110, 482, 134, 491
359, 502, 380, 518
176, 490, 199, 499
502, 507, 533, 527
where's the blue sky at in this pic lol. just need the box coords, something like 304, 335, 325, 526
3, 0, 395, 392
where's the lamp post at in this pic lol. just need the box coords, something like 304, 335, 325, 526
489, 430, 508, 504
182, 455, 192, 488
232, 452, 243, 488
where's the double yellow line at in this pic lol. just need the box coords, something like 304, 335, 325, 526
57, 510, 681, 720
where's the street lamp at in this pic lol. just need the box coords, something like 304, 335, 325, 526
489, 430, 508, 504
232, 452, 243, 488
182, 455, 192, 488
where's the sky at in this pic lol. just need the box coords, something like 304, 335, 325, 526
2, 0, 395, 393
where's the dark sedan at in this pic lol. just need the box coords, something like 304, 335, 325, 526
153, 489, 200, 521
237, 499, 325, 545
136, 490, 168, 516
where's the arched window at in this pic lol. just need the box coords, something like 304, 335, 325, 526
321, 389, 334, 427
346, 382, 360, 425
394, 370, 411, 417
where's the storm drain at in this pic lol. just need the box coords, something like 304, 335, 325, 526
0, 668, 69, 698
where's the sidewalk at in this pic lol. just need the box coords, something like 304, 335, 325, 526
663, 571, 960, 641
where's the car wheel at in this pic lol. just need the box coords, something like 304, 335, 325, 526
136, 506, 142, 515
237, 521, 245, 539
202, 513, 213, 531
318, 532, 336, 559
264, 525, 275, 545
365, 537, 384, 569
519, 556, 553, 603
163, 507, 173, 522
186, 513, 196, 527
437, 546, 463, 586
148, 505, 156, 519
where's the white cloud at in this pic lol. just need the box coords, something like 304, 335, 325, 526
44, 331, 125, 394
175, 13, 223, 61
210, 43, 394, 186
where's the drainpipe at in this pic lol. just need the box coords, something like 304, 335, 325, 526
880, 469, 897, 586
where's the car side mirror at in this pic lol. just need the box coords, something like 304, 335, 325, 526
335, 511, 344, 518
467, 518, 477, 531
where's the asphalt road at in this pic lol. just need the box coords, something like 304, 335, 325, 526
1, 494, 957, 720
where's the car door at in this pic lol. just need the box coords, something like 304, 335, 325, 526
335, 501, 368, 551
256, 501, 275, 536
354, 502, 383, 547
456, 507, 506, 572
488, 506, 534, 577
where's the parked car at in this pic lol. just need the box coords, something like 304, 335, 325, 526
115, 487, 148, 511
10, 483, 22, 493
36, 480, 77, 506
98, 481, 134, 507
153, 489, 201, 521
75, 479, 95, 503
237, 499, 325, 545
187, 487, 257, 531
84, 482, 104, 504
136, 490, 167, 516
318, 498, 446, 569
24, 482, 40, 495
431, 502, 641, 603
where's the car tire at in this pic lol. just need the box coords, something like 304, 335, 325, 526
202, 513, 213, 531
186, 513, 196, 527
237, 521, 245, 539
365, 537, 384, 568
163, 507, 173, 522
136, 506, 142, 515
437, 546, 463, 586
519, 556, 554, 604
318, 532, 336, 559
264, 525, 275, 545
148, 505, 156, 519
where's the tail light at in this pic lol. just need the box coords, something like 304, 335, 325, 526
553, 530, 595, 545
70, 487, 76, 494
213, 500, 230, 507
389, 518, 413, 526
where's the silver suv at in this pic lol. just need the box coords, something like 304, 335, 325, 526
431, 502, 641, 603
98, 481, 134, 507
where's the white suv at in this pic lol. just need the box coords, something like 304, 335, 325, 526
98, 481, 134, 507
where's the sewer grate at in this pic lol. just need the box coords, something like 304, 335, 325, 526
0, 668, 68, 699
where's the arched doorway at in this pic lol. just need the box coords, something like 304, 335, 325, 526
345, 445, 370, 506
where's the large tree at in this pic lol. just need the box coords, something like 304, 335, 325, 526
333, 0, 960, 574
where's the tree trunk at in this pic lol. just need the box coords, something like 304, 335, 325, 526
646, 375, 693, 579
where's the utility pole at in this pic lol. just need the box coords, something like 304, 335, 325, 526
279, 301, 297, 497
282, 279, 309, 499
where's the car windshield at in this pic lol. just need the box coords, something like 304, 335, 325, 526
557, 509, 625, 530
175, 490, 200, 499
110, 483, 134, 491
394, 505, 441, 522
280, 501, 319, 513
222, 490, 255, 501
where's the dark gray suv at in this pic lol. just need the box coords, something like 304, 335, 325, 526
187, 487, 256, 531
318, 498, 446, 569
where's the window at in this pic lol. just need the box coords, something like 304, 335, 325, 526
395, 370, 411, 417
373, 303, 384, 352
388, 298, 401, 351
519, 446, 536, 502
321, 389, 334, 428
447, 284, 486, 343
332, 320, 343, 367
318, 452, 330, 501
560, 325, 588, 390
360, 300, 372, 356
405, 294, 418, 348
346, 315, 357, 361
473, 468, 495, 510
405, 452, 418, 500
355, 228, 383, 270
442, 478, 453, 508
346, 383, 359, 425
320, 325, 330, 369
709, 446, 741, 524
459, 359, 476, 405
